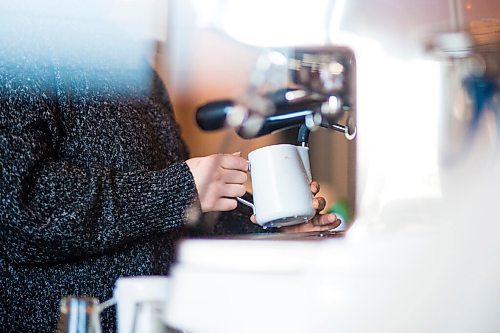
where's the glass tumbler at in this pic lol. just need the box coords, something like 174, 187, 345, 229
57, 296, 103, 333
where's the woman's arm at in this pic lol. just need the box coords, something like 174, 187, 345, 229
0, 65, 198, 265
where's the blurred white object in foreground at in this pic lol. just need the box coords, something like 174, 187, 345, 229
165, 240, 319, 332
166, 168, 500, 333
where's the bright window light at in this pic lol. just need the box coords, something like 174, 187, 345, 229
188, 0, 338, 47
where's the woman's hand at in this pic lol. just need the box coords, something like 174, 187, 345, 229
281, 181, 341, 232
186, 153, 248, 213
250, 181, 341, 232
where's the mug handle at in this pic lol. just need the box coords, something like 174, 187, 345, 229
236, 197, 256, 215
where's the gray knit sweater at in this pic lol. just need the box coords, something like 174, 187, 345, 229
0, 28, 262, 333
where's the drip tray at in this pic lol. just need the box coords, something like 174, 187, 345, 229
214, 230, 345, 241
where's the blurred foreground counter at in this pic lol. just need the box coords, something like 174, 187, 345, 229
165, 235, 335, 333
166, 210, 500, 333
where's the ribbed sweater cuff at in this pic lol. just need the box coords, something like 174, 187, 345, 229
117, 161, 198, 236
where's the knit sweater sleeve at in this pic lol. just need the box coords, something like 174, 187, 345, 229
0, 67, 198, 265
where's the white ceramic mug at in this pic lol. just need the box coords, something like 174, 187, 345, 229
237, 144, 315, 228
114, 276, 170, 333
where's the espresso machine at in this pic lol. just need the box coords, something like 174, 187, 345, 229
194, 46, 357, 145
164, 0, 500, 332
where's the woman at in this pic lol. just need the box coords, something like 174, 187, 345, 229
0, 14, 339, 333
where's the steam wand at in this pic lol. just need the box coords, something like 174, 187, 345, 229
298, 124, 311, 147
298, 117, 354, 147
197, 99, 354, 141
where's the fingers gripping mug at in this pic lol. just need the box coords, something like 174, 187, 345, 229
237, 144, 315, 228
